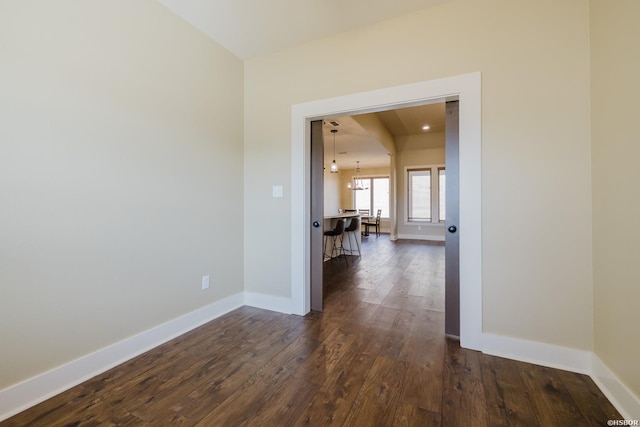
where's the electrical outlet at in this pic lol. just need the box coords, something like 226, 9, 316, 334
202, 275, 210, 290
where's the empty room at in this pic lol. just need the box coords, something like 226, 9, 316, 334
1, 0, 638, 425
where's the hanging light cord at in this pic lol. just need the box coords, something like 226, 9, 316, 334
330, 129, 338, 173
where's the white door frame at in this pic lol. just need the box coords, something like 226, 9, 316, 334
290, 72, 482, 350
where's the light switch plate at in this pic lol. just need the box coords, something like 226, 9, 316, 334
272, 185, 283, 198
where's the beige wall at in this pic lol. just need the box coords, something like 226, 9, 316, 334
591, 0, 640, 397
245, 0, 593, 349
397, 133, 446, 238
351, 113, 398, 236
0, 1, 244, 389
323, 171, 340, 216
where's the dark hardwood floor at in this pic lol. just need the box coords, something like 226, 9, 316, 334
2, 236, 620, 426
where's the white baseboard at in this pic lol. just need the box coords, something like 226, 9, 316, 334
483, 333, 640, 419
591, 355, 640, 420
483, 333, 592, 374
3, 298, 637, 422
244, 291, 292, 314
397, 233, 445, 241
0, 292, 244, 422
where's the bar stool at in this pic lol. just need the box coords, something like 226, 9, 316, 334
323, 219, 347, 266
343, 217, 361, 258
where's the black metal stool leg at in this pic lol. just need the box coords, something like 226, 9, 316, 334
339, 234, 348, 266
323, 235, 330, 262
351, 230, 361, 257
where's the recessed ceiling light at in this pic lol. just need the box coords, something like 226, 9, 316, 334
422, 125, 430, 131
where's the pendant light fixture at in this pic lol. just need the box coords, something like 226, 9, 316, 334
329, 129, 339, 173
347, 161, 369, 190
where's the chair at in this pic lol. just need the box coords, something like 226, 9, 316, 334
362, 209, 382, 237
343, 217, 361, 257
323, 219, 348, 266
358, 209, 370, 236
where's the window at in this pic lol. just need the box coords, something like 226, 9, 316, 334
407, 169, 431, 221
354, 177, 389, 218
438, 168, 446, 222
406, 165, 445, 223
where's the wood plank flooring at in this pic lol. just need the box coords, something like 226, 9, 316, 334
2, 236, 621, 426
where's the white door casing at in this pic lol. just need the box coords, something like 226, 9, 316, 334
290, 72, 482, 350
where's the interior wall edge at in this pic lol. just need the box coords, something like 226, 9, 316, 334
244, 292, 293, 314
591, 354, 640, 420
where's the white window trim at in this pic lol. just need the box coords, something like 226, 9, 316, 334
404, 164, 445, 225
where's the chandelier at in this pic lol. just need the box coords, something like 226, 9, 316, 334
347, 161, 369, 191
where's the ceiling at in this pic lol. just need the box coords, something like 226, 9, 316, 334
376, 103, 445, 136
155, 0, 449, 59
323, 116, 390, 171
153, 0, 448, 169
323, 103, 446, 170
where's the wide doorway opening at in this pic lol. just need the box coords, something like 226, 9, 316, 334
313, 102, 454, 337
291, 73, 482, 350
